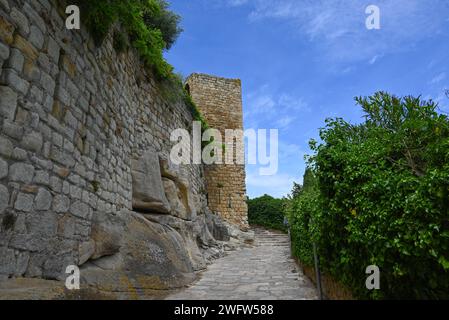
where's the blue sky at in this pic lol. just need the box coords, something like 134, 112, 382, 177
165, 0, 449, 199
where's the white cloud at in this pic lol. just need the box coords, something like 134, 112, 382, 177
246, 171, 300, 189
226, 0, 249, 7
275, 116, 295, 128
228, 0, 449, 63
278, 142, 305, 161
244, 86, 310, 130
430, 72, 447, 85
369, 54, 384, 65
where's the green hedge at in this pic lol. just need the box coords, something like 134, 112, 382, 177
287, 92, 449, 299
248, 195, 287, 232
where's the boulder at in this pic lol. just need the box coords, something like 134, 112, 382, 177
145, 213, 225, 269
131, 151, 170, 214
160, 157, 198, 220
163, 178, 191, 220
89, 211, 123, 261
80, 211, 196, 293
206, 212, 230, 241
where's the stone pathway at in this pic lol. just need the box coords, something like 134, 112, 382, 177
167, 228, 318, 300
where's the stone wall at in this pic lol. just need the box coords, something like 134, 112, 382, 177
186, 73, 248, 228
0, 0, 216, 285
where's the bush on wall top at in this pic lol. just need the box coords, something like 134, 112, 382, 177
61, 0, 206, 127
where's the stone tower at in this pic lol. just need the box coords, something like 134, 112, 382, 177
185, 73, 248, 229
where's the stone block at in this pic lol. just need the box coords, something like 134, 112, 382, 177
9, 162, 35, 183
0, 41, 9, 60
35, 188, 52, 211
70, 200, 91, 220
10, 7, 30, 36
53, 194, 70, 213
6, 48, 24, 72
0, 86, 18, 120
0, 136, 13, 158
0, 0, 10, 12
12, 34, 38, 62
29, 25, 44, 50
0, 247, 15, 275
11, 147, 28, 161
46, 37, 60, 64
33, 170, 49, 185
2, 120, 24, 139
0, 158, 7, 179
1, 69, 30, 95
21, 132, 43, 153
0, 184, 9, 213
0, 15, 15, 45
14, 192, 34, 212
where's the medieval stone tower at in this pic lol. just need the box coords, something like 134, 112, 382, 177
185, 73, 248, 228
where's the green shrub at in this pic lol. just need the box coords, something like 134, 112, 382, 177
289, 92, 449, 299
286, 169, 320, 266
248, 195, 287, 232
60, 0, 206, 127
69, 0, 178, 79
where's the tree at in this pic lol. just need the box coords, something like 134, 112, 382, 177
247, 195, 287, 232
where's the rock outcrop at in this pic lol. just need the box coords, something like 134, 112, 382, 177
132, 151, 171, 214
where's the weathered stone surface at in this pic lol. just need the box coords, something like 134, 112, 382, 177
6, 48, 24, 72
53, 195, 70, 213
14, 192, 34, 212
1, 69, 30, 95
10, 7, 30, 36
29, 25, 44, 50
12, 34, 38, 62
163, 178, 189, 220
0, 0, 9, 12
46, 37, 59, 63
0, 86, 18, 120
0, 184, 9, 214
206, 212, 230, 241
9, 163, 34, 183
78, 240, 95, 265
0, 41, 9, 60
11, 147, 27, 161
35, 188, 52, 211
21, 132, 43, 153
131, 151, 170, 214
33, 170, 49, 185
89, 211, 123, 260
0, 15, 14, 45
80, 211, 196, 292
2, 120, 23, 139
0, 247, 15, 275
143, 213, 223, 271
0, 158, 7, 179
0, 136, 13, 158
70, 201, 91, 220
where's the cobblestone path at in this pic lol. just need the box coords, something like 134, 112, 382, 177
167, 228, 318, 300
